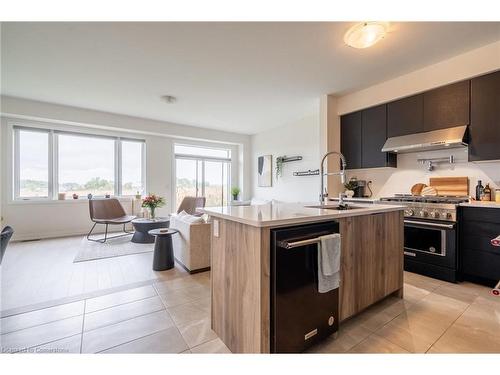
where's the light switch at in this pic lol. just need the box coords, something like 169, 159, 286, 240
213, 219, 219, 238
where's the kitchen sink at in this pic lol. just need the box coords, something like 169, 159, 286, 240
304, 204, 362, 210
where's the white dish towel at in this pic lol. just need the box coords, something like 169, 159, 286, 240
317, 233, 341, 293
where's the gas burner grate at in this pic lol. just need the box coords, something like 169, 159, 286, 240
381, 195, 469, 204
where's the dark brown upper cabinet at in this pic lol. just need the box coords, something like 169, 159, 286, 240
469, 70, 500, 162
340, 105, 396, 170
423, 80, 470, 132
361, 104, 397, 169
341, 111, 362, 170
387, 94, 424, 137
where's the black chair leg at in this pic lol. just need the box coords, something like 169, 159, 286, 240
87, 222, 100, 242
87, 222, 134, 243
122, 223, 134, 235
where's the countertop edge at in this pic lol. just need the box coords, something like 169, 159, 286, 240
201, 205, 405, 228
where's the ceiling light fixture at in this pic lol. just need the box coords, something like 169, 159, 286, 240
344, 22, 389, 49
161, 95, 177, 104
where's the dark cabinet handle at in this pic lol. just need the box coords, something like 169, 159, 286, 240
491, 235, 500, 247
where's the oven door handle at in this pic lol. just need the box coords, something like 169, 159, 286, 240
404, 220, 455, 229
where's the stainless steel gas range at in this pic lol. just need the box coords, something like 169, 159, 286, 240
380, 195, 470, 282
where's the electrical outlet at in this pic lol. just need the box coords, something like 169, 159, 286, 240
213, 219, 219, 238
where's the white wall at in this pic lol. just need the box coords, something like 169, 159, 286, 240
251, 110, 321, 203
1, 97, 251, 241
332, 40, 500, 199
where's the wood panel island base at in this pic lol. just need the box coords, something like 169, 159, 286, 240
202, 203, 405, 353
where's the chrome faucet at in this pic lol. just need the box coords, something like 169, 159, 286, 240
319, 151, 347, 205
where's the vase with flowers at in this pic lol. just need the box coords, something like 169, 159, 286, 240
142, 194, 165, 220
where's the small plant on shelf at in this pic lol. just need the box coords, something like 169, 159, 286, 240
343, 180, 357, 191
142, 193, 165, 219
231, 187, 241, 201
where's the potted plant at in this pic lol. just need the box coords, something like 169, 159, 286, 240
142, 194, 165, 220
344, 181, 357, 198
231, 187, 241, 201
275, 156, 285, 179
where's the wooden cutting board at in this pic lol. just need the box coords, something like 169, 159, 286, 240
429, 177, 469, 196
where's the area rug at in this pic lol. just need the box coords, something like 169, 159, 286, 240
73, 235, 153, 262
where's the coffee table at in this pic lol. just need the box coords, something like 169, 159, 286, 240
148, 228, 179, 271
131, 217, 170, 243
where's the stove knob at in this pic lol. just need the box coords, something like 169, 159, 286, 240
432, 211, 440, 219
420, 210, 429, 218
446, 212, 453, 220
405, 209, 414, 216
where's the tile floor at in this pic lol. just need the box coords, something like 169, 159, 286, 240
307, 272, 500, 353
1, 268, 499, 354
1, 271, 230, 354
1, 234, 499, 354
1, 235, 176, 312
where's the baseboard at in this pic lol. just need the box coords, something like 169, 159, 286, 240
11, 224, 134, 242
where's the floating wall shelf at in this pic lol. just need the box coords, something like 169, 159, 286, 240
293, 169, 320, 177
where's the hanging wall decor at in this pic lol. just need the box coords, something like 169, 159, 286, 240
257, 155, 272, 187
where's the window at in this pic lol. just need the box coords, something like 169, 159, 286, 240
121, 140, 144, 196
174, 144, 230, 159
13, 126, 145, 200
174, 144, 231, 207
16, 129, 50, 198
58, 134, 115, 197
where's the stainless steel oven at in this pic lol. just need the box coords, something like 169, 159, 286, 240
403, 219, 457, 280
380, 195, 468, 283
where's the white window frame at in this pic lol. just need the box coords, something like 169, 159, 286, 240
173, 143, 232, 207
118, 137, 147, 197
13, 126, 53, 201
12, 125, 146, 201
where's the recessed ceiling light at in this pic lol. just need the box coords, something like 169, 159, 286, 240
344, 22, 389, 49
161, 95, 177, 104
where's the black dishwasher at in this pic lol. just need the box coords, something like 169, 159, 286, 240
271, 221, 339, 353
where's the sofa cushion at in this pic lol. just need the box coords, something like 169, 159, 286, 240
177, 211, 205, 224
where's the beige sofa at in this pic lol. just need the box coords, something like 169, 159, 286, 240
170, 213, 211, 273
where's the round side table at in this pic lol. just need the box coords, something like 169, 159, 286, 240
131, 217, 170, 243
148, 228, 179, 271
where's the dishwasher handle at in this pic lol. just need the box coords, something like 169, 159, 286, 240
277, 237, 322, 249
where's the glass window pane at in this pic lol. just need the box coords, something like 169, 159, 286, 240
176, 158, 198, 207
122, 141, 143, 196
58, 134, 115, 197
204, 161, 224, 207
18, 130, 49, 198
222, 162, 230, 206
174, 144, 230, 159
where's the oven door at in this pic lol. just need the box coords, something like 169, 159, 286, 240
403, 219, 456, 268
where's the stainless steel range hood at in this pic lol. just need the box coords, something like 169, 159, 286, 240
381, 125, 468, 153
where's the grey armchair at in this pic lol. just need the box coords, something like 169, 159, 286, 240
177, 196, 206, 216
87, 198, 136, 243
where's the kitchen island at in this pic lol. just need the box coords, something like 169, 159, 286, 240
202, 202, 405, 353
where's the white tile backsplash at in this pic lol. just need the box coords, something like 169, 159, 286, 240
346, 148, 500, 198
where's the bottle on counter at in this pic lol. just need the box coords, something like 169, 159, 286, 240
482, 183, 492, 201
496, 189, 500, 203
475, 180, 484, 201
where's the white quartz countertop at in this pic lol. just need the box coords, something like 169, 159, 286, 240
460, 201, 500, 209
201, 202, 405, 227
